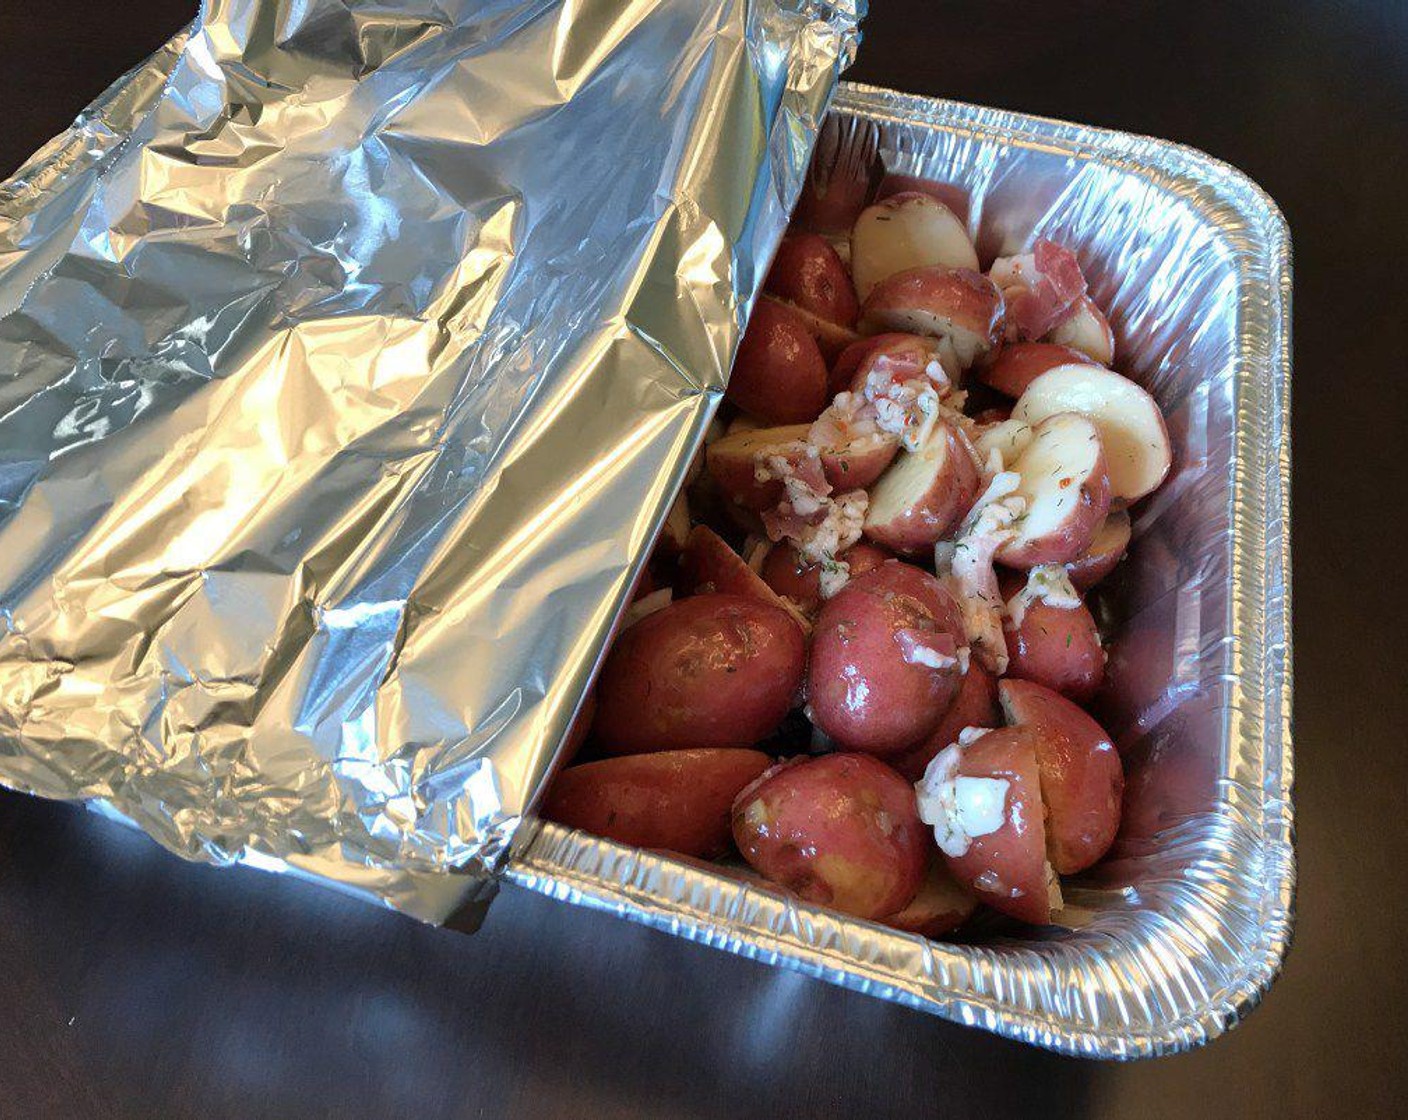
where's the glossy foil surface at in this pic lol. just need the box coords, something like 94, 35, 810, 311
510, 85, 1294, 1058
0, 0, 861, 921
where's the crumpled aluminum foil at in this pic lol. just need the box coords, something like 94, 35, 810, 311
0, 0, 862, 922
508, 86, 1294, 1057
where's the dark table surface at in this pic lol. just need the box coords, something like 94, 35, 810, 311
1, 2, 1404, 1117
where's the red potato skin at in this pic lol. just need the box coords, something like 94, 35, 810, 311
877, 175, 971, 222
882, 852, 978, 937
1065, 509, 1131, 592
731, 753, 928, 920
771, 296, 862, 363
543, 749, 773, 859
727, 300, 829, 424
890, 664, 1001, 783
765, 233, 859, 328
999, 679, 1123, 874
940, 726, 1052, 925
680, 525, 809, 632
760, 540, 893, 614
559, 691, 598, 765
1004, 596, 1105, 704
978, 342, 1091, 399
593, 593, 805, 755
704, 423, 813, 510
807, 562, 966, 754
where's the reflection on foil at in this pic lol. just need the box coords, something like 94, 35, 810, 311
0, 0, 862, 921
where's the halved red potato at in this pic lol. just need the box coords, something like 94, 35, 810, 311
1003, 583, 1105, 703
594, 593, 805, 755
657, 492, 691, 555
759, 540, 894, 614
916, 726, 1055, 924
996, 413, 1111, 568
768, 295, 863, 363
705, 423, 815, 510
808, 562, 967, 754
809, 400, 899, 490
850, 193, 979, 300
764, 233, 859, 328
859, 266, 1005, 369
731, 753, 928, 919
890, 664, 1001, 783
727, 299, 829, 424
863, 420, 981, 556
1065, 508, 1131, 591
1045, 295, 1115, 366
544, 748, 774, 859
882, 852, 978, 938
680, 525, 810, 632
845, 331, 948, 393
971, 417, 1032, 471
977, 342, 1089, 398
1013, 364, 1172, 502
999, 679, 1123, 874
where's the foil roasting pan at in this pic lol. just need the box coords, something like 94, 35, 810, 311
0, 0, 861, 922
508, 85, 1294, 1058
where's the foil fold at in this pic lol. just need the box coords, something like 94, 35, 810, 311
0, 0, 861, 921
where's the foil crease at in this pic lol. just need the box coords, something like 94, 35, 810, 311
508, 85, 1294, 1057
0, 0, 862, 921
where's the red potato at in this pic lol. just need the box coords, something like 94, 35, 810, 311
731, 753, 928, 919
705, 423, 815, 510
919, 726, 1055, 925
850, 193, 979, 300
996, 412, 1112, 568
1003, 586, 1105, 704
1013, 364, 1172, 502
764, 233, 859, 328
1065, 508, 1131, 591
767, 295, 862, 363
859, 266, 1005, 369
793, 135, 876, 236
808, 401, 899, 490
680, 525, 809, 632
890, 664, 1001, 783
593, 593, 805, 755
759, 540, 893, 614
1045, 295, 1115, 366
999, 679, 1123, 874
808, 562, 967, 754
864, 419, 982, 556
977, 342, 1090, 399
876, 175, 970, 219
882, 852, 979, 938
727, 299, 829, 424
543, 748, 773, 859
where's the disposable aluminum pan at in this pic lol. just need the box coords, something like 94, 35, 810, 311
507, 82, 1294, 1059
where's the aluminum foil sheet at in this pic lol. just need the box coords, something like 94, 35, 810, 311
508, 84, 1294, 1058
0, 0, 862, 922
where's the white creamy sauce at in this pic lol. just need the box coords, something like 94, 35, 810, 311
915, 738, 1011, 858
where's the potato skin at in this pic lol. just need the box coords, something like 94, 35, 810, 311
759, 540, 894, 614
1064, 509, 1131, 592
1004, 596, 1105, 703
731, 753, 927, 919
807, 562, 966, 754
998, 680, 1123, 874
882, 852, 978, 938
727, 299, 829, 424
593, 594, 805, 755
890, 664, 1001, 783
939, 726, 1052, 925
765, 233, 859, 328
543, 749, 773, 859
